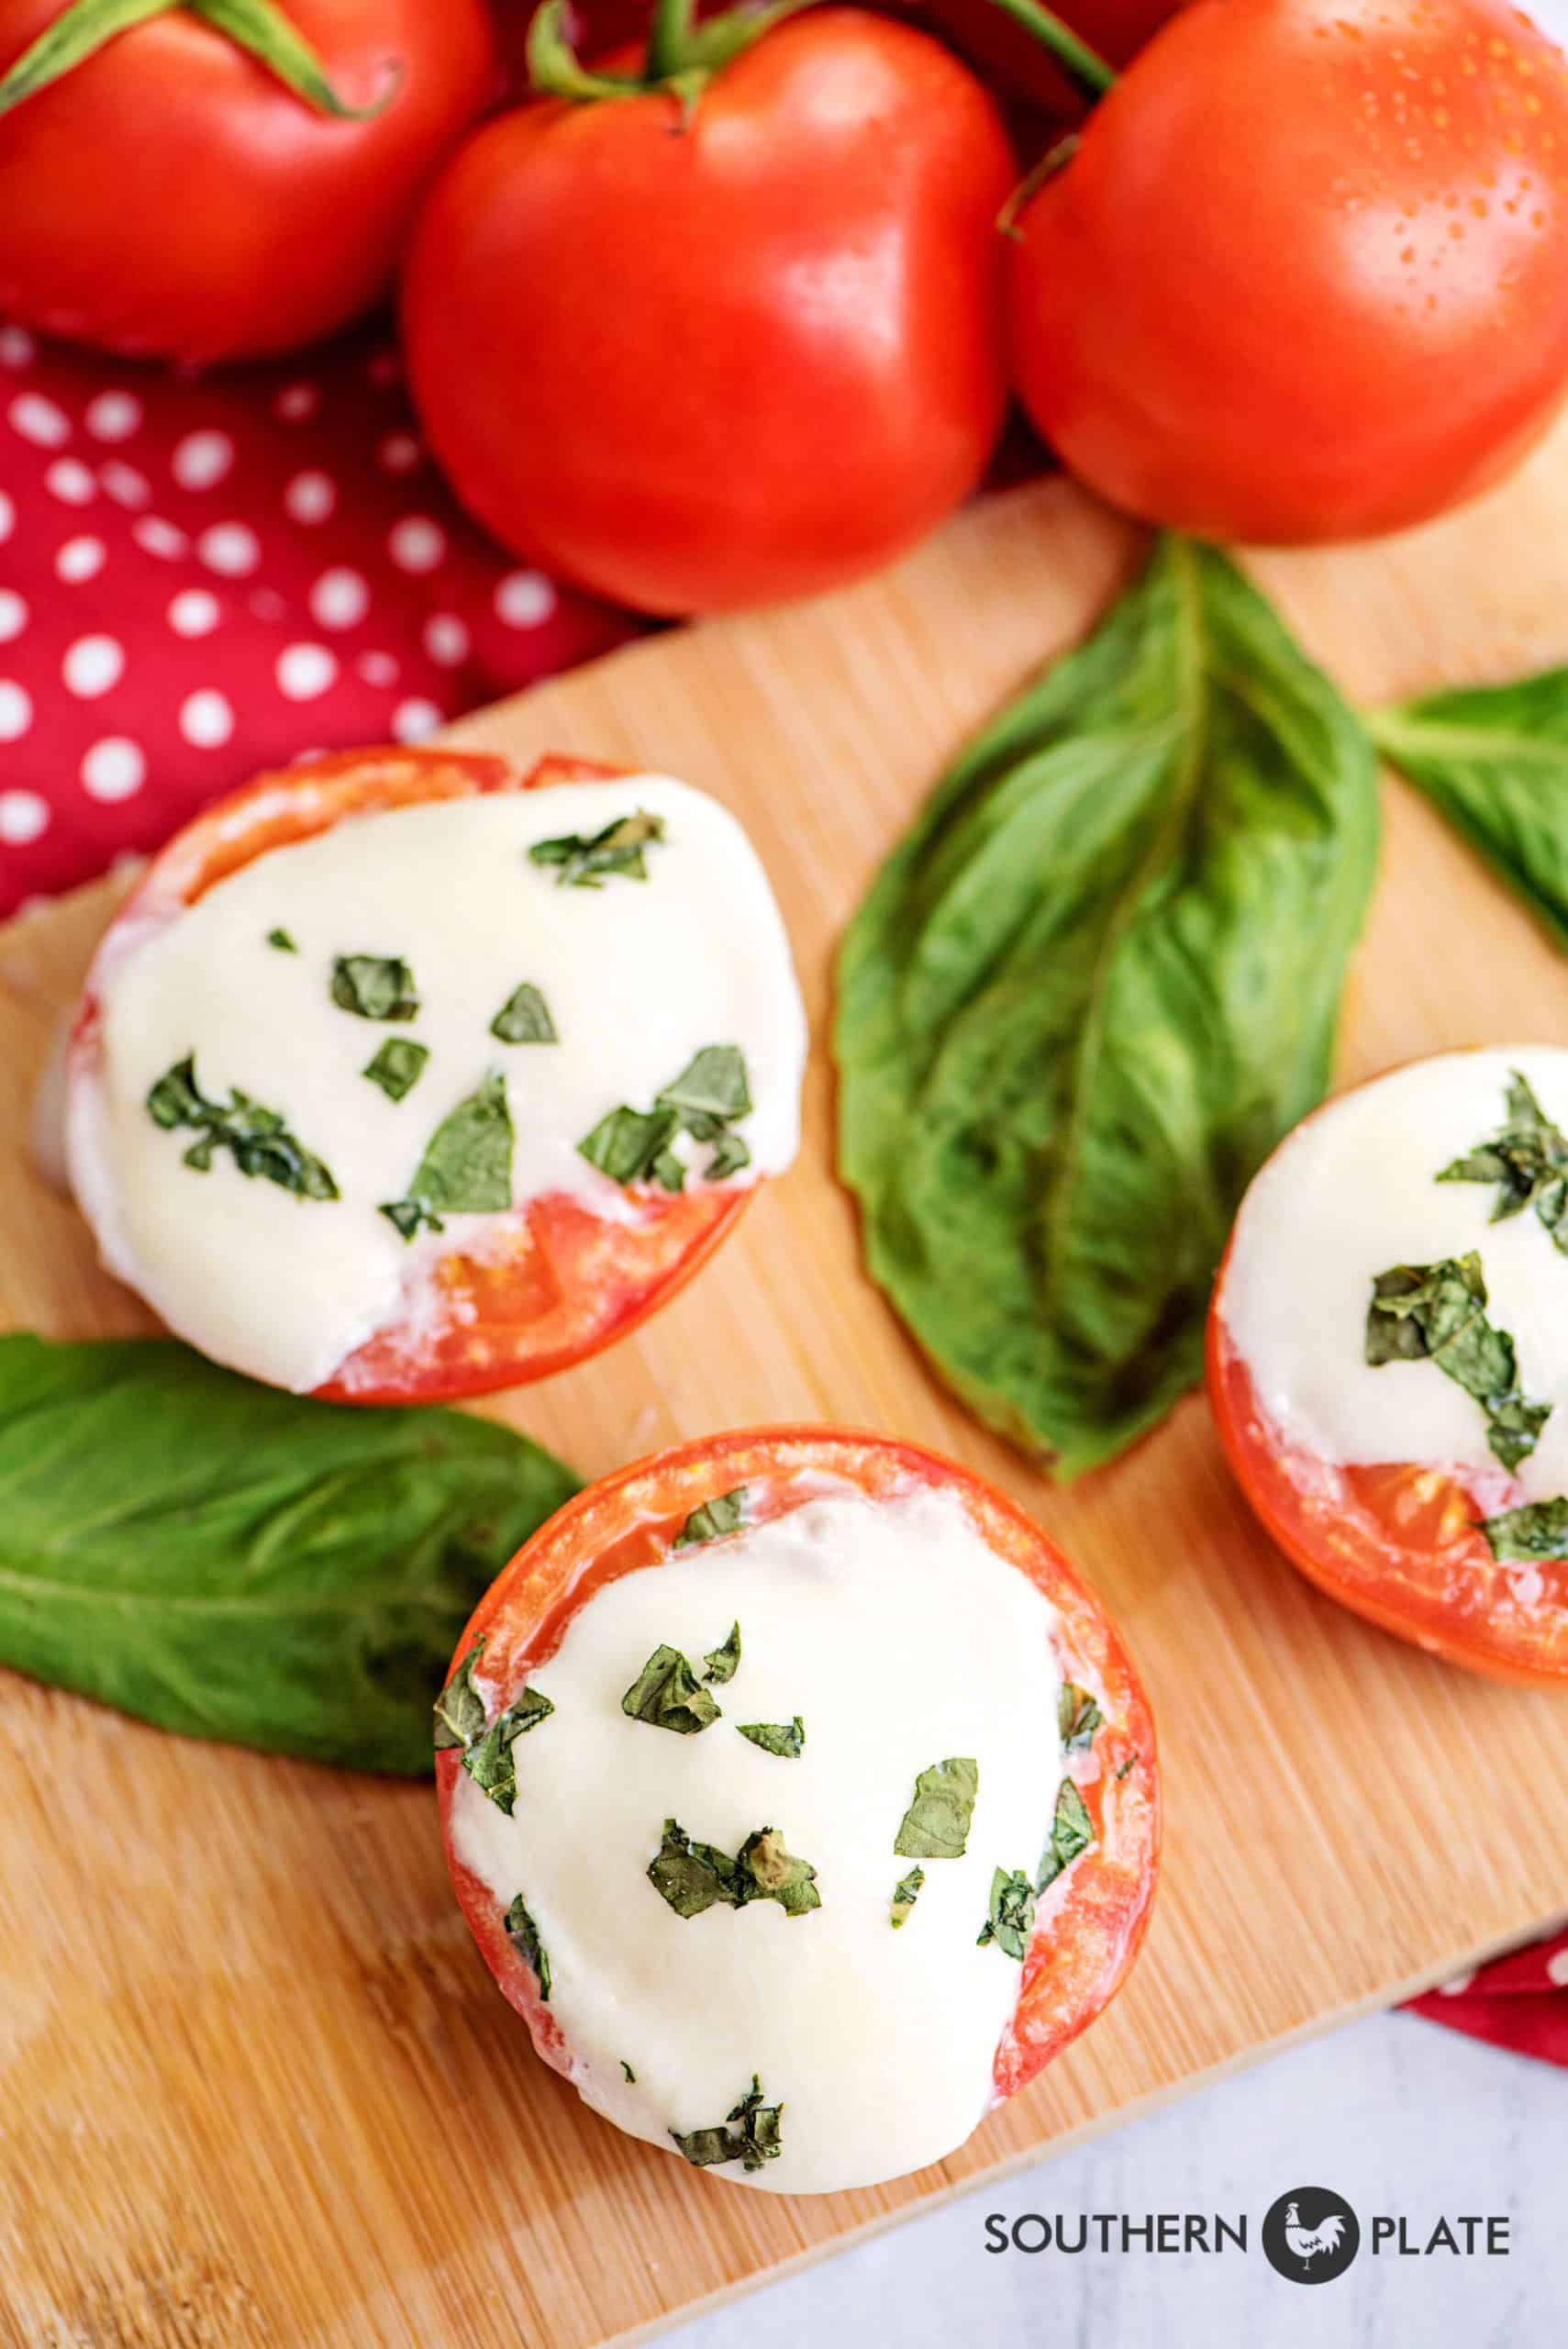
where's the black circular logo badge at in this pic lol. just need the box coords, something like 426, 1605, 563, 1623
1262, 2188, 1362, 2284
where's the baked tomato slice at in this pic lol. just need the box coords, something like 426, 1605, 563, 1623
68, 748, 751, 1405
438, 1428, 1160, 2129
1207, 1047, 1568, 1687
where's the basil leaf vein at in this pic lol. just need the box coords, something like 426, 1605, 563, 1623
621, 1644, 721, 1733
835, 534, 1379, 1477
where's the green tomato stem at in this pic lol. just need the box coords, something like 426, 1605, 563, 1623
0, 0, 391, 121
0, 0, 175, 119
981, 0, 1116, 96
644, 0, 698, 79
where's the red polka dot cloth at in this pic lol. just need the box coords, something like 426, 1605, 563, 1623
2, 317, 1566, 2068
0, 319, 639, 909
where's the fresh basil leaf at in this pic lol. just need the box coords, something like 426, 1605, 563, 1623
1371, 671, 1568, 954
460, 1686, 554, 1814
504, 1894, 551, 2001
1438, 1071, 1568, 1251
703, 1619, 742, 1683
738, 1717, 804, 1758
528, 808, 666, 888
736, 1827, 819, 1915
1477, 1495, 1568, 1563
1037, 1779, 1095, 1891
0, 1334, 578, 1774
1366, 1253, 1549, 1472
658, 1045, 751, 1126
621, 1644, 721, 1733
621, 2059, 637, 2083
891, 1865, 925, 1927
706, 1130, 752, 1180
266, 927, 297, 952
648, 1818, 748, 1916
380, 1072, 514, 1241
894, 1755, 978, 1860
1058, 1682, 1102, 1753
490, 983, 559, 1045
837, 535, 1378, 1478
671, 2075, 782, 2173
680, 1493, 748, 1553
362, 1039, 428, 1103
147, 1054, 339, 1200
331, 953, 419, 1022
977, 1865, 1036, 1960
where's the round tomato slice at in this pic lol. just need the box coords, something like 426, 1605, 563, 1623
68, 748, 751, 1406
1208, 1296, 1568, 1685
438, 1427, 1160, 2111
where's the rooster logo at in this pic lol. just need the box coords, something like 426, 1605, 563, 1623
1283, 2203, 1346, 2266
1262, 2188, 1361, 2283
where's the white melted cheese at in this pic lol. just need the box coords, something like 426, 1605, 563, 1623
1221, 1047, 1568, 1502
450, 1486, 1065, 2195
68, 777, 806, 1392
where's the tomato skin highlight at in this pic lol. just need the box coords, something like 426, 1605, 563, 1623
69, 747, 757, 1407
1007, 0, 1568, 543
1208, 1240, 1568, 1685
400, 12, 1016, 616
0, 0, 497, 362
438, 1426, 1161, 2110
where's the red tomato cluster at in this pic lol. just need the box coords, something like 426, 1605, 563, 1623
6, 0, 1567, 605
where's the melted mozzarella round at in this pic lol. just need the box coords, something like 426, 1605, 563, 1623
1222, 1047, 1568, 1503
68, 776, 806, 1392
450, 1485, 1065, 2195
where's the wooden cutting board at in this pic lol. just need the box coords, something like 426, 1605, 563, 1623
6, 417, 1568, 2349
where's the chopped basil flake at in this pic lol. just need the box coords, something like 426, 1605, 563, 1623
671, 2075, 782, 2173
891, 1865, 925, 1928
648, 1820, 819, 1919
1037, 1779, 1095, 1892
578, 1045, 753, 1190
1059, 1682, 1102, 1753
738, 1717, 804, 1758
331, 953, 419, 1022
1439, 1072, 1568, 1252
504, 1894, 550, 2001
432, 1637, 488, 1752
1115, 1755, 1137, 1781
893, 1755, 978, 1860
977, 1865, 1037, 1961
1478, 1495, 1568, 1562
380, 1071, 514, 1242
461, 1685, 554, 1814
1366, 1252, 1549, 1471
266, 928, 297, 952
490, 982, 558, 1045
621, 2059, 636, 2083
621, 1644, 721, 1733
703, 1619, 742, 1682
528, 807, 666, 888
678, 1490, 748, 1552
146, 1055, 339, 1200
362, 1038, 428, 1102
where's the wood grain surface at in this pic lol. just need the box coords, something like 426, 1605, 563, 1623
6, 417, 1568, 2349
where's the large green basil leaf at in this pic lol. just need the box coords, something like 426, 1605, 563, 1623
1371, 671, 1568, 953
0, 1334, 578, 1773
836, 534, 1379, 1478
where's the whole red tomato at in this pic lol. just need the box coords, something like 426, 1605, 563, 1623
1008, 0, 1568, 542
0, 0, 497, 362
401, 9, 1016, 615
